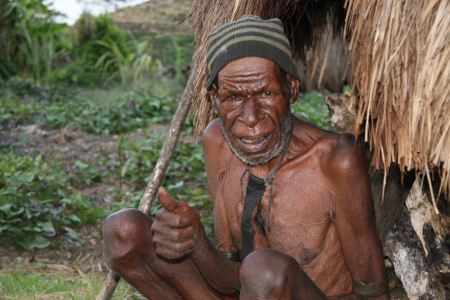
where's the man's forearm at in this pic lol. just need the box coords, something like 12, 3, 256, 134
190, 231, 240, 296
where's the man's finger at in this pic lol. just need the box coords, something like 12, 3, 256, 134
158, 187, 189, 214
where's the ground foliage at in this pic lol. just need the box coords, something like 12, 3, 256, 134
0, 75, 207, 250
0, 152, 98, 252
0, 78, 179, 133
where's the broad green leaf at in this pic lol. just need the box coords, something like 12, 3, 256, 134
63, 227, 85, 245
15, 235, 51, 252
38, 221, 55, 233
75, 160, 89, 169
18, 171, 37, 183
0, 224, 11, 233
9, 176, 24, 187
30, 236, 51, 250
67, 214, 81, 223
3, 186, 18, 196
192, 188, 205, 197
0, 203, 12, 215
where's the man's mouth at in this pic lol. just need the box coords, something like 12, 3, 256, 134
240, 135, 270, 144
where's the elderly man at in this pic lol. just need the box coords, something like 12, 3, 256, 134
103, 15, 389, 300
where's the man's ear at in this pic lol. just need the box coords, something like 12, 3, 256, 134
209, 84, 219, 115
288, 75, 300, 104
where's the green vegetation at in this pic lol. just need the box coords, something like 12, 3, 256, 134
0, 0, 70, 85
292, 91, 330, 130
0, 267, 137, 299
0, 79, 180, 133
0, 152, 99, 252
0, 0, 194, 88
0, 80, 205, 252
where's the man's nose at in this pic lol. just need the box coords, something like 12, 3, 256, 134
241, 97, 264, 127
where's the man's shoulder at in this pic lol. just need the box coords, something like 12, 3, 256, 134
202, 119, 232, 166
202, 119, 227, 149
298, 120, 367, 174
322, 131, 368, 178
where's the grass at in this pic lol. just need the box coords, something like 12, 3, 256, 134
0, 267, 138, 299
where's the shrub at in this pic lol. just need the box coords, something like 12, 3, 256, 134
0, 0, 70, 85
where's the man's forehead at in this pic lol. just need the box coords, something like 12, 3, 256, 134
217, 57, 281, 82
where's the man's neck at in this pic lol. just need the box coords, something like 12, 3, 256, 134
250, 154, 284, 179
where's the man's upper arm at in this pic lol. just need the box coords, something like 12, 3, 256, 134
202, 119, 228, 203
326, 139, 388, 295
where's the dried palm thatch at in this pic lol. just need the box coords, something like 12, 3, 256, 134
188, 0, 345, 137
345, 0, 450, 211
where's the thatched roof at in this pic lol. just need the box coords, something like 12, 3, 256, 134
188, 0, 345, 137
345, 0, 450, 209
188, 0, 450, 206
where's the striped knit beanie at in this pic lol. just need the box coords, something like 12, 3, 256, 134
206, 15, 299, 90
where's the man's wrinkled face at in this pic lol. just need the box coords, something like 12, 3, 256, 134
210, 57, 299, 165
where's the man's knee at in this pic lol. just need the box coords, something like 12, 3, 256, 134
240, 249, 300, 297
103, 209, 153, 267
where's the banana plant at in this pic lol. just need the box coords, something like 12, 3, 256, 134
95, 37, 155, 86
0, 0, 69, 85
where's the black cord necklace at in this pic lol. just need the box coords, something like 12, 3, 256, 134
238, 116, 294, 262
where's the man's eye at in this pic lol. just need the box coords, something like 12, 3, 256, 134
228, 95, 238, 101
262, 91, 273, 97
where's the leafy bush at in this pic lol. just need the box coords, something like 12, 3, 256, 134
0, 153, 103, 252
0, 0, 70, 85
144, 33, 194, 68
292, 91, 330, 130
48, 13, 131, 87
95, 35, 156, 86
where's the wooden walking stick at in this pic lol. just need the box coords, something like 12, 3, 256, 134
96, 63, 197, 300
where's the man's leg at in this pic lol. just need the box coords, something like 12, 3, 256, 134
239, 249, 328, 300
103, 208, 226, 300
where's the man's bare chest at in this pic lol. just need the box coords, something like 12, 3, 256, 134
216, 165, 335, 264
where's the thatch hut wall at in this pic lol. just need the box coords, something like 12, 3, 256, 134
345, 0, 450, 208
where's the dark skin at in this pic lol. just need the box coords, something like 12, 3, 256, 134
103, 56, 388, 299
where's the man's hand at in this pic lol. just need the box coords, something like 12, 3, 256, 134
151, 187, 204, 260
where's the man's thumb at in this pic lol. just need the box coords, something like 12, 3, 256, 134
158, 187, 179, 211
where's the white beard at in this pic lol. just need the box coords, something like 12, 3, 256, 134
219, 108, 293, 166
